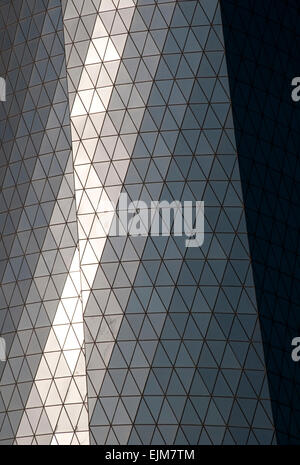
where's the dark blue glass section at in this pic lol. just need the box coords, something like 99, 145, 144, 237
221, 0, 300, 444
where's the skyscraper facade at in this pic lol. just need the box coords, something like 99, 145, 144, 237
0, 0, 297, 446
221, 0, 300, 445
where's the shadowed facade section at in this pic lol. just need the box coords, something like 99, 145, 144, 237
221, 0, 300, 444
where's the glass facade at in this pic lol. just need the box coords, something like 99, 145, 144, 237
221, 0, 300, 444
0, 0, 297, 446
0, 0, 88, 444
